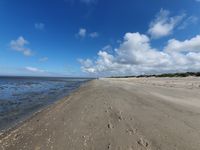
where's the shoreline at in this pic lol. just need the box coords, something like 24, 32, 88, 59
1, 78, 200, 150
0, 100, 58, 138
0, 80, 93, 138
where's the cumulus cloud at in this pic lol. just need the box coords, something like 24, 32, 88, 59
79, 59, 95, 73
10, 36, 33, 56
148, 9, 185, 39
76, 28, 99, 39
77, 28, 87, 38
25, 67, 45, 73
164, 35, 200, 53
115, 33, 167, 65
78, 9, 200, 76
89, 32, 99, 38
35, 23, 45, 30
80, 32, 200, 76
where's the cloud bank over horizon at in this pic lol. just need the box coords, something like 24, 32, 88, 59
80, 9, 200, 76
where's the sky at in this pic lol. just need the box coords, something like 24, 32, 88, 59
0, 0, 200, 77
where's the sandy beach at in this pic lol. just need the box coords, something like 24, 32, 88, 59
1, 77, 200, 150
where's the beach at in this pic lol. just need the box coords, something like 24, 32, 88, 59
1, 77, 200, 150
0, 77, 89, 132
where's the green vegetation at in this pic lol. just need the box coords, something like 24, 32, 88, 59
109, 72, 200, 78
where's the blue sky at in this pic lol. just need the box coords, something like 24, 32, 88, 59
0, 0, 200, 76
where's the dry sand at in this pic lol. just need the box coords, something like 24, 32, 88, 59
1, 77, 200, 150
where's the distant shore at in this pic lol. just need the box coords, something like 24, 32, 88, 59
109, 71, 200, 78
1, 77, 200, 150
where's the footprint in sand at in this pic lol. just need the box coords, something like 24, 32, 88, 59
126, 128, 136, 135
107, 122, 113, 129
107, 143, 111, 149
137, 138, 149, 148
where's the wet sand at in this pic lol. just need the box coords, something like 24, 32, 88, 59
1, 77, 200, 150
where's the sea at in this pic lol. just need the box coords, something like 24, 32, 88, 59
0, 76, 92, 132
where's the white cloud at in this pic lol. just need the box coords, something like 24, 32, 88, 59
101, 45, 113, 53
76, 28, 99, 39
79, 59, 95, 73
39, 57, 48, 62
116, 33, 170, 66
164, 35, 200, 53
79, 58, 93, 67
35, 23, 45, 30
178, 16, 198, 30
78, 28, 87, 38
25, 67, 45, 73
80, 32, 200, 76
89, 32, 99, 38
148, 9, 185, 39
10, 36, 33, 56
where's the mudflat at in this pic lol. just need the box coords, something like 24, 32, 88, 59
1, 77, 200, 150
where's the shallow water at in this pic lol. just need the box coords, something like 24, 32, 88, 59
0, 76, 91, 131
